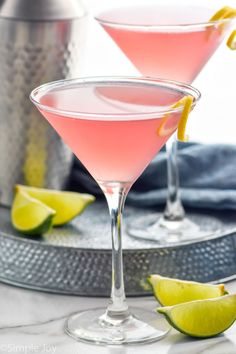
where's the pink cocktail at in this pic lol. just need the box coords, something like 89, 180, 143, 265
31, 77, 200, 345
96, 4, 235, 242
40, 82, 182, 183
99, 5, 227, 83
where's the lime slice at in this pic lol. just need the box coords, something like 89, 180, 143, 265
157, 95, 193, 142
157, 294, 236, 338
227, 30, 236, 49
148, 274, 227, 306
11, 190, 56, 235
16, 185, 95, 226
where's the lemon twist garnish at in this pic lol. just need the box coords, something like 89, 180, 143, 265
227, 29, 236, 49
209, 6, 236, 50
175, 96, 193, 142
209, 6, 233, 22
157, 96, 193, 142
157, 114, 177, 138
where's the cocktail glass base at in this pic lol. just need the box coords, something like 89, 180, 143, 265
65, 307, 170, 345
127, 213, 222, 244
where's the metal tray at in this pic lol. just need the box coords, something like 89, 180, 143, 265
0, 201, 236, 296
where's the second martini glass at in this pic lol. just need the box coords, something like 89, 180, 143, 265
30, 77, 199, 345
95, 4, 235, 243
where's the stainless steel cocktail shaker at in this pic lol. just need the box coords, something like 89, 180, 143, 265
0, 0, 88, 205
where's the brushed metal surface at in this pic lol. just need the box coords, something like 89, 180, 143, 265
0, 0, 87, 20
0, 2, 88, 205
0, 202, 236, 297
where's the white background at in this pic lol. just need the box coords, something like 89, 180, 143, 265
81, 0, 236, 144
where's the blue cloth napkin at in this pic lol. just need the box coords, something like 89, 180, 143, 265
68, 143, 236, 211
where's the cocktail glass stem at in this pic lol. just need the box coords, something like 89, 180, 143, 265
127, 133, 218, 241
163, 136, 185, 222
100, 182, 131, 322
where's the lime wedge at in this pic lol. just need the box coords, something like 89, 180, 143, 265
11, 190, 56, 235
15, 185, 95, 226
157, 294, 236, 338
148, 274, 227, 306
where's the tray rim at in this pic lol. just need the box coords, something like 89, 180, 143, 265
1, 205, 236, 297
1, 227, 236, 253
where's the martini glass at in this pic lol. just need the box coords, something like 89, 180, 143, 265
30, 76, 200, 345
95, 4, 235, 243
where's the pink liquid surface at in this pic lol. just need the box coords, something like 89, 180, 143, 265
99, 5, 231, 83
39, 82, 184, 183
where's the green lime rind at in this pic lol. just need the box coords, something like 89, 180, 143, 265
18, 214, 54, 236
157, 294, 236, 338
158, 308, 235, 338
148, 274, 227, 306
11, 190, 56, 236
